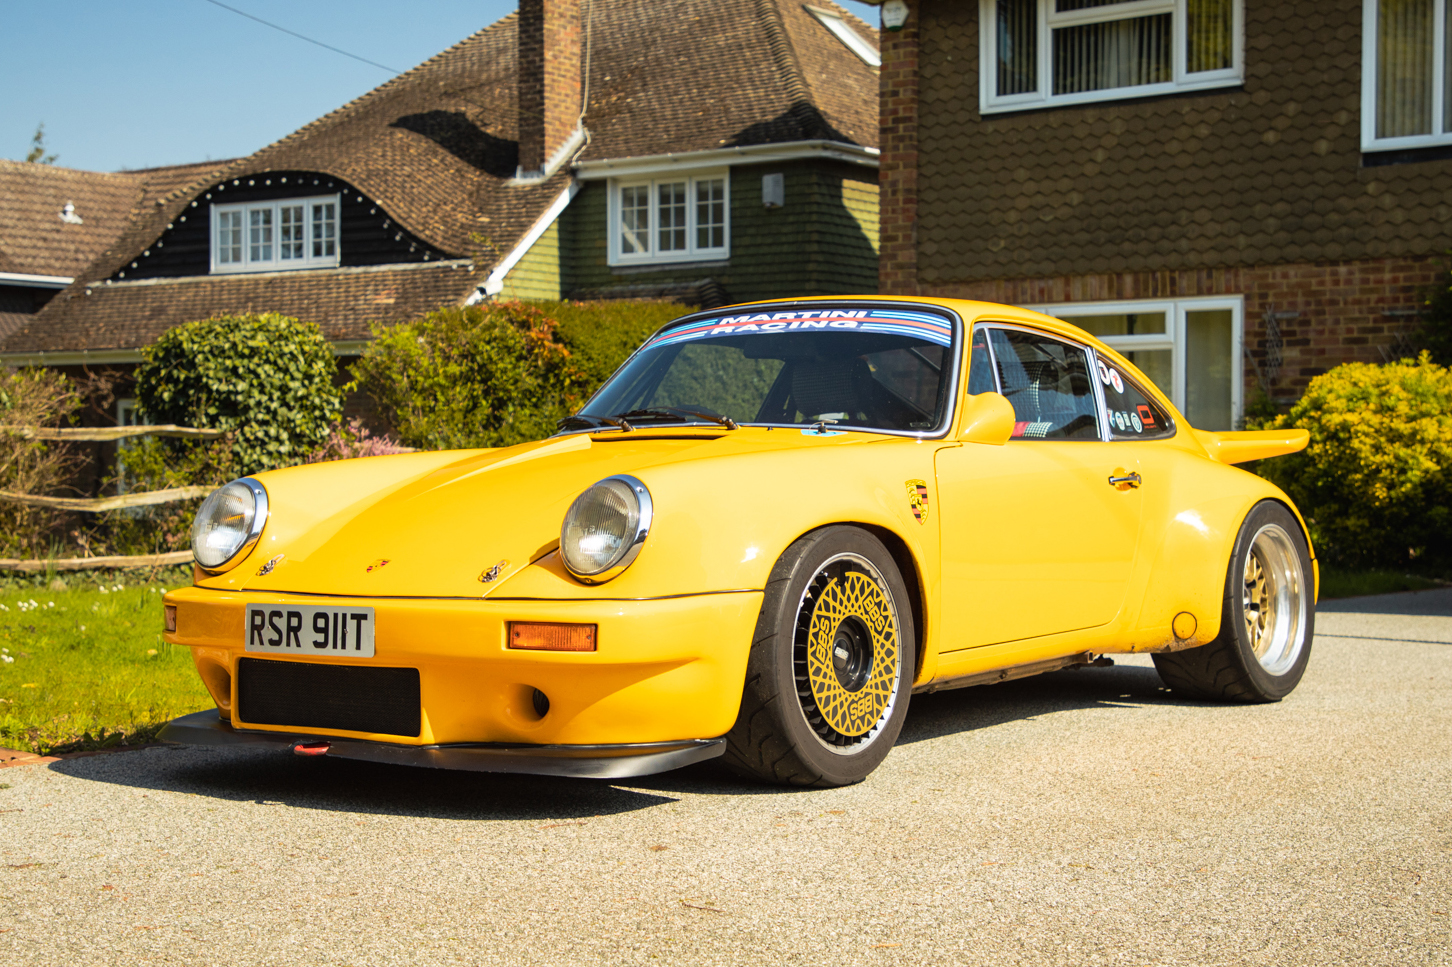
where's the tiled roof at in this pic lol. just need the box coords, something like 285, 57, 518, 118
6, 0, 877, 355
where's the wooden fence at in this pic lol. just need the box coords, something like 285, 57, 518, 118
0, 423, 216, 572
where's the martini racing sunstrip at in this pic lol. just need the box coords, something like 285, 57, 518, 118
160, 296, 1316, 787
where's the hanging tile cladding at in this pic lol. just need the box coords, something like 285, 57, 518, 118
113, 172, 452, 281
6, 262, 476, 353
499, 218, 564, 300
902, 0, 1452, 287
560, 160, 878, 304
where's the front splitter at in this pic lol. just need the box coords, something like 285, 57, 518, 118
158, 710, 726, 779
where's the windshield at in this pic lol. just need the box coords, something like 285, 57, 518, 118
570, 305, 958, 434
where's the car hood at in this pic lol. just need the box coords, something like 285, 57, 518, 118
223, 428, 858, 599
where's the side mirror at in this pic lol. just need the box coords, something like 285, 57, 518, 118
957, 392, 1014, 445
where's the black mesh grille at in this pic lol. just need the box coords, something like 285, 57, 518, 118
237, 658, 421, 737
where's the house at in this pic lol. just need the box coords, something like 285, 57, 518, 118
873, 0, 1450, 429
1, 0, 881, 406
0, 159, 223, 342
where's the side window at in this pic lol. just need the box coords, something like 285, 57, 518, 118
967, 326, 997, 395
1095, 355, 1175, 440
987, 328, 1100, 441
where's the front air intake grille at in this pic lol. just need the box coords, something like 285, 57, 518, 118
237, 658, 421, 737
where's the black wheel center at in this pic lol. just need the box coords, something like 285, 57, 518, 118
831, 617, 873, 692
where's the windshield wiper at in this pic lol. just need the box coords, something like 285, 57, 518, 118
613, 408, 739, 430
557, 414, 633, 432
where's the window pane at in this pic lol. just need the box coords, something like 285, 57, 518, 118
695, 179, 726, 250
1121, 348, 1172, 396
658, 182, 687, 252
1056, 0, 1135, 10
862, 345, 946, 427
988, 329, 1100, 440
1053, 13, 1172, 94
1098, 358, 1174, 439
1067, 311, 1167, 337
279, 205, 304, 260
996, 0, 1038, 95
968, 326, 997, 394
620, 185, 649, 254
1185, 310, 1234, 430
216, 210, 242, 264
648, 343, 785, 425
1377, 0, 1435, 138
249, 208, 273, 262
312, 203, 337, 258
1186, 0, 1233, 72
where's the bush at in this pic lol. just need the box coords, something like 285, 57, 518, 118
1419, 267, 1452, 366
1251, 352, 1452, 568
304, 418, 412, 463
132, 313, 342, 475
349, 302, 592, 450
0, 368, 82, 558
102, 435, 238, 557
546, 300, 691, 387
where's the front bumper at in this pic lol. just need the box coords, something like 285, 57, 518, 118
159, 709, 725, 778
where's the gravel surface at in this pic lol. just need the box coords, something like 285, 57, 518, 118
2, 594, 1449, 966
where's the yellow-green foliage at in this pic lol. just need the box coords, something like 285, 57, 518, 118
0, 580, 209, 754
1253, 352, 1452, 566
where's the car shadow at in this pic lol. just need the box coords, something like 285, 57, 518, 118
48, 663, 1196, 815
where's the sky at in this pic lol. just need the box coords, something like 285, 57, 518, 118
1, 0, 884, 173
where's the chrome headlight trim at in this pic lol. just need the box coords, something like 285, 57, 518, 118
191, 477, 269, 574
560, 474, 653, 584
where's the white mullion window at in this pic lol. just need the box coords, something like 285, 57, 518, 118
981, 0, 1243, 114
1363, 0, 1452, 151
211, 194, 340, 273
1028, 296, 1243, 430
609, 171, 730, 266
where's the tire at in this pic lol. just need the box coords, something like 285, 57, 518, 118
724, 526, 916, 787
1153, 500, 1315, 702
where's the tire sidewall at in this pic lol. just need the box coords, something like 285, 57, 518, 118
758, 526, 916, 785
1222, 500, 1316, 700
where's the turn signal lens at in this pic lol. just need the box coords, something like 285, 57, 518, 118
508, 622, 597, 652
164, 605, 177, 633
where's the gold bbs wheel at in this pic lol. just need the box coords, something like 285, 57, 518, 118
793, 553, 902, 751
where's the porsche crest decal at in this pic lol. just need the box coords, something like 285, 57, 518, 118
366, 559, 390, 573
479, 559, 509, 584
255, 554, 284, 576
905, 479, 930, 524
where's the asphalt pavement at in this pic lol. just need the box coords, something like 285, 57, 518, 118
1, 590, 1449, 966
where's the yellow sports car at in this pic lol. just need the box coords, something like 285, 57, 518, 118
160, 296, 1315, 787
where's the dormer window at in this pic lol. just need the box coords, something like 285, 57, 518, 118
807, 6, 881, 68
210, 194, 340, 273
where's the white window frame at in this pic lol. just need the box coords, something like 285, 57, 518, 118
979, 0, 1244, 115
607, 171, 730, 267
806, 5, 882, 67
210, 194, 341, 274
1026, 296, 1243, 426
1362, 0, 1452, 151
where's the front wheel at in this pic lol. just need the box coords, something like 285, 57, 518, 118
1153, 500, 1315, 702
724, 527, 915, 787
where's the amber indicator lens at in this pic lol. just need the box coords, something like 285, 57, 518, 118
508, 622, 597, 652
164, 605, 178, 633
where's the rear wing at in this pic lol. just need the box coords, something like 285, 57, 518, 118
1193, 428, 1309, 465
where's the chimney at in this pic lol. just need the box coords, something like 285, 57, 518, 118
517, 0, 583, 179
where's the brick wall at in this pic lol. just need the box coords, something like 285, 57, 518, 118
878, 5, 918, 295
917, 255, 1443, 400
517, 0, 582, 175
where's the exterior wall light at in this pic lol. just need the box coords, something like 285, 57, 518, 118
881, 0, 908, 31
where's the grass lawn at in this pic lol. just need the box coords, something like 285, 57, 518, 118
1318, 567, 1448, 600
0, 577, 211, 755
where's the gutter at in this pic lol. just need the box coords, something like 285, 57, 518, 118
468, 181, 582, 303
0, 272, 73, 289
571, 139, 880, 180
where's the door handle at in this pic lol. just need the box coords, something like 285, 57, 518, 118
1108, 471, 1142, 490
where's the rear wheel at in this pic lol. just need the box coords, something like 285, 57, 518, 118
1153, 501, 1315, 702
724, 527, 915, 787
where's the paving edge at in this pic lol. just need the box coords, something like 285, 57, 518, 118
0, 743, 165, 769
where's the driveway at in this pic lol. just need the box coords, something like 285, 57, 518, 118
2, 590, 1449, 966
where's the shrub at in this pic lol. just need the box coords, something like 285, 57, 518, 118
101, 435, 238, 557
304, 418, 412, 463
1251, 352, 1452, 568
132, 313, 342, 475
348, 302, 592, 450
0, 368, 82, 558
546, 300, 692, 387
1419, 267, 1452, 366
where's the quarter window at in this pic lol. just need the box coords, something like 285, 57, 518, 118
981, 0, 1242, 114
211, 195, 340, 273
1031, 297, 1242, 431
986, 328, 1101, 440
1363, 0, 1452, 150
610, 173, 729, 265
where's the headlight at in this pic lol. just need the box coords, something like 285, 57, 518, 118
191, 478, 268, 572
560, 475, 652, 583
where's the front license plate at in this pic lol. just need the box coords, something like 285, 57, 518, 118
244, 604, 376, 658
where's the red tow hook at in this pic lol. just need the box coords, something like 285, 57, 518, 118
293, 740, 331, 757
